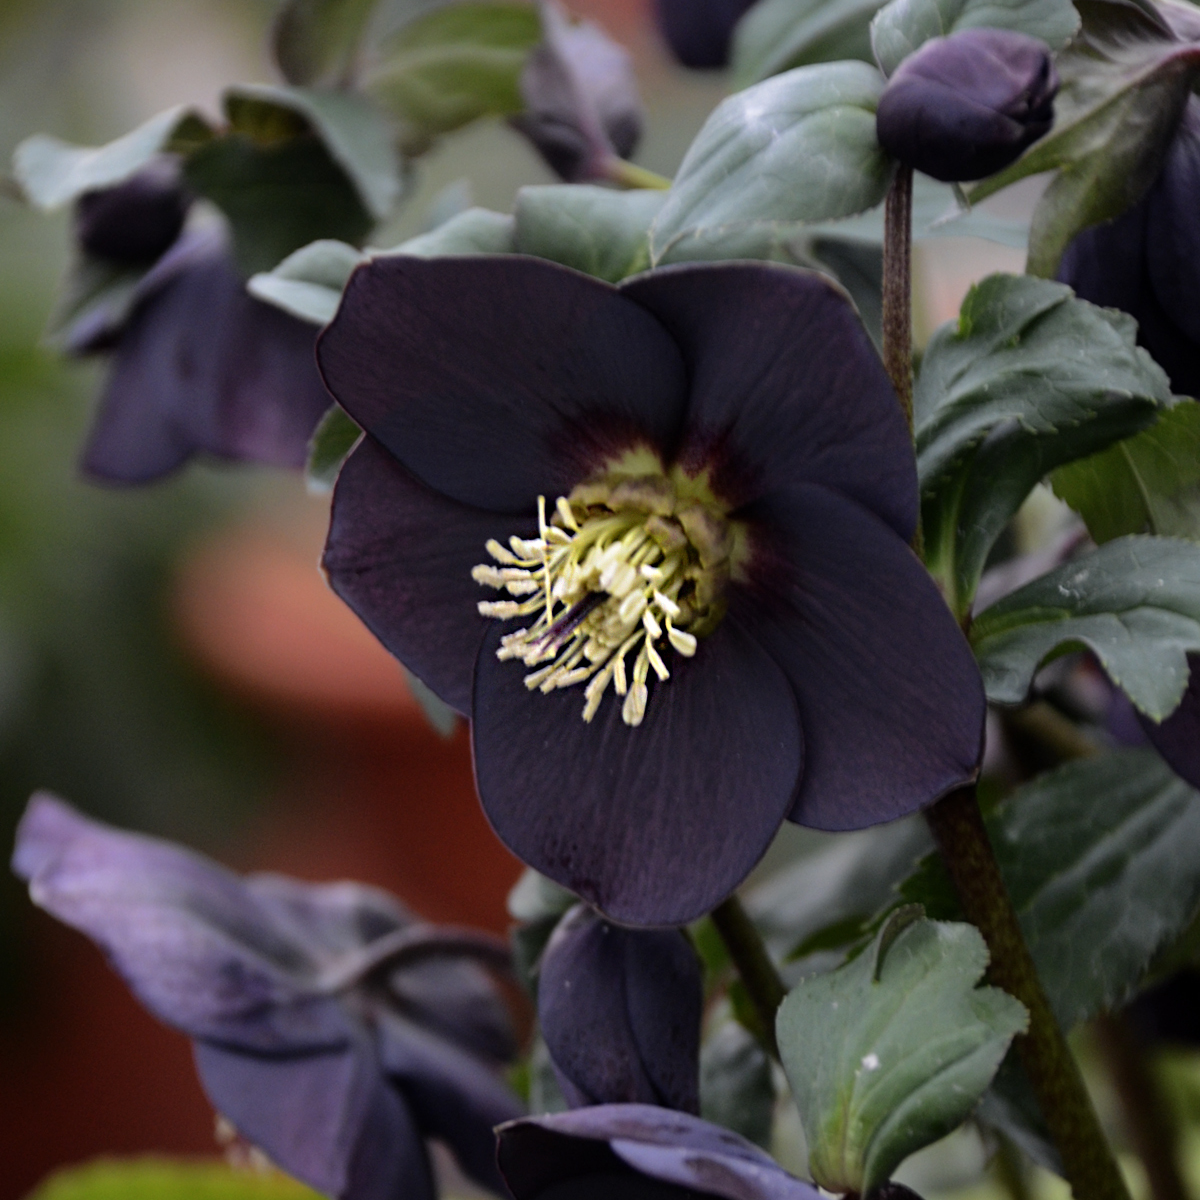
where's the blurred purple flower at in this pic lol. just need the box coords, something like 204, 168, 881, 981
875, 29, 1057, 183
66, 168, 331, 484
652, 0, 756, 69
1059, 98, 1200, 398
11, 794, 523, 1200
497, 1104, 823, 1199
509, 0, 642, 182
317, 255, 985, 926
538, 904, 701, 1112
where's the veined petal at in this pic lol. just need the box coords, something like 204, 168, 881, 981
316, 255, 689, 514
621, 262, 915, 538
194, 1041, 431, 1200
324, 437, 534, 714
471, 617, 802, 926
734, 486, 984, 829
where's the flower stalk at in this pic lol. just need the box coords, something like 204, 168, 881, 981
710, 894, 786, 1059
881, 156, 1131, 1200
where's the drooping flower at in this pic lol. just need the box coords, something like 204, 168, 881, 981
1058, 98, 1200, 398
538, 904, 702, 1111
64, 167, 332, 483
875, 29, 1058, 182
510, 0, 642, 183
652, 0, 756, 69
496, 1104, 824, 1199
318, 255, 985, 926
11, 794, 523, 1200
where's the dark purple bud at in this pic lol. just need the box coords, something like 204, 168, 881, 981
538, 905, 702, 1112
75, 159, 191, 265
652, 0, 756, 69
1138, 653, 1200, 790
498, 1105, 823, 1199
510, 0, 642, 182
876, 29, 1058, 182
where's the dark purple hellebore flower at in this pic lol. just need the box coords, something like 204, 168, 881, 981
497, 1104, 823, 1199
1058, 98, 1200, 398
875, 29, 1058, 183
76, 159, 190, 265
538, 904, 702, 1111
1105, 652, 1200, 790
652, 0, 756, 69
11, 794, 523, 1200
67, 172, 332, 484
317, 255, 985, 926
509, 0, 642, 183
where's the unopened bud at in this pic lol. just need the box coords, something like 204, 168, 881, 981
652, 0, 755, 69
875, 28, 1057, 182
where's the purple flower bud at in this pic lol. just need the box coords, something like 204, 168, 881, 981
538, 905, 702, 1112
652, 0, 756, 69
510, 0, 642, 182
75, 160, 191, 265
875, 29, 1058, 182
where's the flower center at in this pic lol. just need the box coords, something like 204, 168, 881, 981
473, 470, 734, 726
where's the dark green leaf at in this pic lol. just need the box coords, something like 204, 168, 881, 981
915, 273, 1169, 615
306, 404, 363, 493
14, 107, 214, 210
777, 914, 1026, 1195
248, 238, 364, 325
870, 0, 1078, 77
1051, 400, 1200, 544
969, 0, 1200, 276
26, 1158, 321, 1200
273, 0, 381, 86
513, 185, 664, 281
731, 0, 882, 86
365, 2, 541, 143
991, 749, 1200, 1026
971, 535, 1200, 718
700, 1021, 776, 1149
649, 61, 893, 266
385, 206, 516, 256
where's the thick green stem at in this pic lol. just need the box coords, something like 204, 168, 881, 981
925, 787, 1132, 1200
711, 895, 786, 1059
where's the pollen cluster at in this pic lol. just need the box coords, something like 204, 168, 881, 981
472, 471, 733, 726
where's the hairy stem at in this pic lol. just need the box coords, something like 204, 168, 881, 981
711, 894, 786, 1059
926, 787, 1132, 1200
882, 164, 914, 429
1094, 1013, 1189, 1200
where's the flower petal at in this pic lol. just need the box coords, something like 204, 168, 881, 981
498, 1104, 821, 1199
82, 248, 330, 483
733, 486, 984, 829
471, 617, 802, 926
194, 1041, 432, 1200
539, 905, 701, 1111
11, 794, 351, 1051
621, 262, 915, 538
316, 255, 689, 514
377, 1011, 524, 1194
324, 436, 535, 713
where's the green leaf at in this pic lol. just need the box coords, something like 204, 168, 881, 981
13, 107, 214, 209
386, 206, 516, 256
513, 185, 664, 281
870, 0, 1079, 77
648, 61, 893, 266
969, 0, 1200, 277
507, 867, 577, 924
225, 85, 403, 221
306, 404, 363, 493
403, 667, 460, 737
777, 913, 1027, 1195
365, 2, 542, 144
249, 238, 364, 325
731, 0, 882, 87
26, 1158, 321, 1200
970, 534, 1200, 719
273, 0, 381, 86
1051, 400, 1200, 544
700, 1020, 776, 1149
989, 749, 1200, 1027
915, 273, 1169, 616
